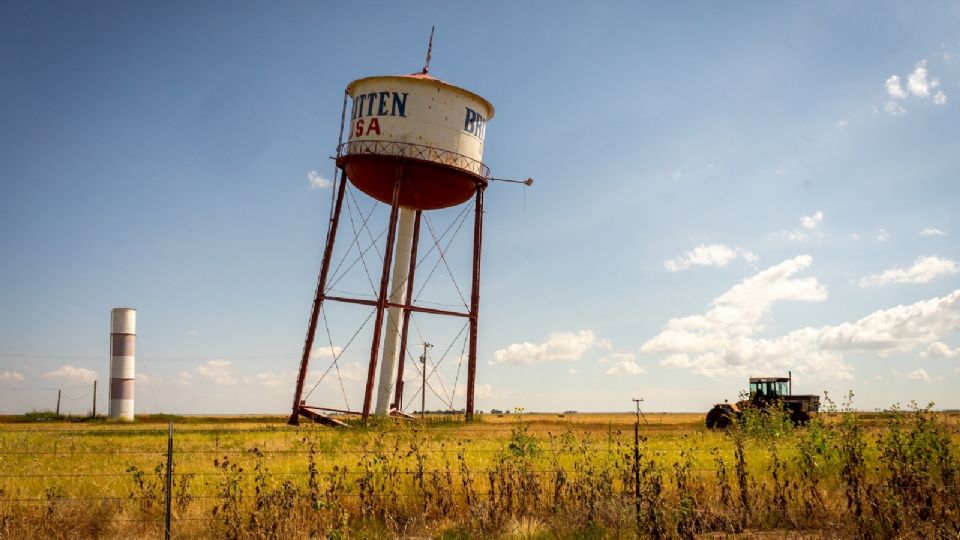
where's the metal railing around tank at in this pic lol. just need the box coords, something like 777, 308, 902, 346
338, 140, 490, 178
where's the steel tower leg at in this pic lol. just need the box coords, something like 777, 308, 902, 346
361, 163, 406, 422
289, 169, 347, 426
466, 184, 485, 421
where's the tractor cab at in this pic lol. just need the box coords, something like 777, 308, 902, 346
749, 377, 790, 406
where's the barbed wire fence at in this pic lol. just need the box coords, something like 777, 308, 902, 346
1, 418, 958, 538
0, 422, 645, 538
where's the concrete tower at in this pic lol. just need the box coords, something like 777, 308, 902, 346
108, 307, 136, 420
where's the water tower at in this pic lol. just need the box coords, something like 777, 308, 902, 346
290, 35, 504, 426
109, 307, 136, 421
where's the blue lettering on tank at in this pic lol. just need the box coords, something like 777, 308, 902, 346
353, 91, 410, 119
377, 92, 390, 116
352, 94, 366, 120
463, 107, 486, 138
391, 93, 408, 117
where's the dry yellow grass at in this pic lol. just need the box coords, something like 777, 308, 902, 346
0, 409, 957, 538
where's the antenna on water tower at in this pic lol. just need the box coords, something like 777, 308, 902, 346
422, 26, 435, 74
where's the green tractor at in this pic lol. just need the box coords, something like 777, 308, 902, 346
705, 373, 820, 429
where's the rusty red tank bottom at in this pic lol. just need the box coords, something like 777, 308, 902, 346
336, 154, 483, 210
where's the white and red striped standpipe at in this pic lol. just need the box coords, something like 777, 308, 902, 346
109, 308, 136, 420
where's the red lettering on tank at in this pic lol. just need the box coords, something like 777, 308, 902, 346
354, 119, 364, 137
366, 117, 381, 135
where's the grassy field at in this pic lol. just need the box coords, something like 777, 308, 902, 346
0, 406, 958, 539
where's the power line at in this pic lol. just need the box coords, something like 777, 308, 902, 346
0, 383, 92, 392
0, 351, 302, 361
0, 352, 103, 359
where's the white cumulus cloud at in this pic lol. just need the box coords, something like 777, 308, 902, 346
310, 345, 344, 359
905, 368, 943, 383
307, 170, 332, 190
800, 211, 824, 230
194, 359, 239, 385
741, 250, 759, 264
312, 361, 364, 383
41, 365, 96, 383
921, 341, 960, 358
599, 351, 635, 364
906, 60, 938, 97
885, 75, 908, 98
858, 256, 958, 287
876, 229, 890, 242
664, 244, 738, 272
602, 353, 646, 376
244, 372, 292, 389
0, 371, 24, 382
474, 384, 493, 399
493, 330, 611, 365
606, 361, 646, 376
920, 228, 946, 237
883, 59, 947, 114
454, 383, 493, 400
814, 291, 960, 353
644, 256, 960, 380
884, 101, 906, 116
772, 212, 825, 242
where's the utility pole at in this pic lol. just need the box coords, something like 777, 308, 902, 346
56, 389, 61, 416
92, 380, 97, 418
632, 397, 648, 424
420, 342, 432, 419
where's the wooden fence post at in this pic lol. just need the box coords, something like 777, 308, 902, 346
164, 421, 173, 540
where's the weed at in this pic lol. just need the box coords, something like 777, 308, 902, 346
212, 455, 244, 539
125, 463, 164, 513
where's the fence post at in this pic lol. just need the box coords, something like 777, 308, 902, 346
165, 420, 173, 540
631, 398, 643, 536
634, 420, 641, 536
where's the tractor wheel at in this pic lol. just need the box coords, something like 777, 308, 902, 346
790, 409, 811, 426
705, 406, 732, 429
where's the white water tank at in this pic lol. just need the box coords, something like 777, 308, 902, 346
338, 72, 495, 210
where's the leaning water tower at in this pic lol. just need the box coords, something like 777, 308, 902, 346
290, 33, 506, 426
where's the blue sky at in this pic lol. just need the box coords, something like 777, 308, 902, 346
2, 1, 959, 415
